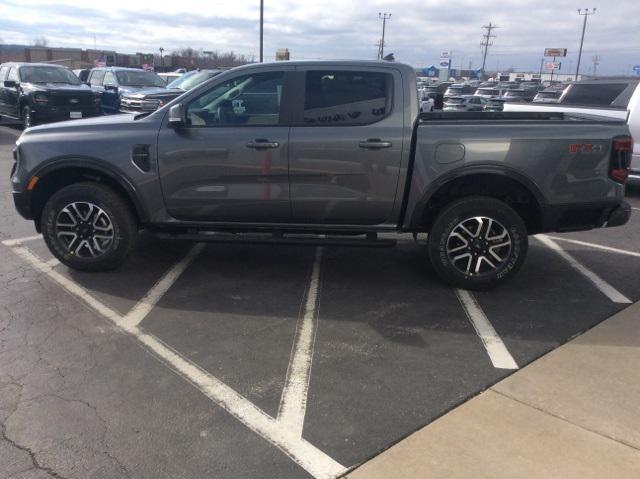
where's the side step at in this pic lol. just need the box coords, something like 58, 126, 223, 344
154, 231, 397, 248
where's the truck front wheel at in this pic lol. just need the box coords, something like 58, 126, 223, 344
41, 182, 138, 272
427, 196, 528, 290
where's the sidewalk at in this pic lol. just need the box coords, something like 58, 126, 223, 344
346, 301, 640, 479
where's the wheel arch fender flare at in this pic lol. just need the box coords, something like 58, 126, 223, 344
30, 156, 149, 225
407, 165, 547, 230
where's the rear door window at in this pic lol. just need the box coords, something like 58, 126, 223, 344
562, 83, 628, 106
302, 70, 393, 126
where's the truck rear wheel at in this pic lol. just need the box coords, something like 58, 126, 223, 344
41, 182, 138, 272
427, 196, 528, 290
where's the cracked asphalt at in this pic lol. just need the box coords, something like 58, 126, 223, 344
1, 122, 640, 478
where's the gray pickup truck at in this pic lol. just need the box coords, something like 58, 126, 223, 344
10, 61, 633, 289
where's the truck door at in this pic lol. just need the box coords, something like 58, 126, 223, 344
157, 68, 293, 223
288, 67, 404, 225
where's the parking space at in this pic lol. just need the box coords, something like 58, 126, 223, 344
1, 124, 639, 478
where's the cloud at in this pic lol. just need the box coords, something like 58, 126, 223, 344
1, 0, 638, 74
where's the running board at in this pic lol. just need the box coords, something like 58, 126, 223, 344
153, 231, 397, 248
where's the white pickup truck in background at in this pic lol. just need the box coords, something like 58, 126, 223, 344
505, 79, 640, 185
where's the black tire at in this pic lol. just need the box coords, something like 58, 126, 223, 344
41, 182, 138, 272
427, 196, 528, 290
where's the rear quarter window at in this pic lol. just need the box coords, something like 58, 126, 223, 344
302, 70, 393, 126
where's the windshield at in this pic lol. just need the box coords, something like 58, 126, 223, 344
167, 70, 220, 91
115, 70, 166, 87
19, 66, 81, 85
477, 89, 498, 95
537, 91, 559, 98
504, 90, 526, 97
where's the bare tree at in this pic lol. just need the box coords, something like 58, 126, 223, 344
33, 36, 48, 47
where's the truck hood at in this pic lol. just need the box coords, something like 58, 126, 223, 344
22, 82, 93, 94
121, 88, 183, 100
23, 112, 141, 136
118, 86, 167, 96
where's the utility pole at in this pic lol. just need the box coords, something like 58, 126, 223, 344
592, 54, 600, 76
539, 57, 544, 77
159, 47, 164, 68
378, 13, 391, 60
259, 0, 264, 63
576, 8, 596, 80
480, 22, 497, 78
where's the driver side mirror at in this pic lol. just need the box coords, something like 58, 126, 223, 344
168, 104, 186, 128
4, 80, 17, 88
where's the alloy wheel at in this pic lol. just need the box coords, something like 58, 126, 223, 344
446, 216, 512, 275
55, 202, 114, 258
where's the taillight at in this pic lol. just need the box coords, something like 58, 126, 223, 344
610, 136, 633, 184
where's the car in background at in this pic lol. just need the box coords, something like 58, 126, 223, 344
120, 69, 224, 113
443, 95, 486, 111
533, 88, 563, 103
501, 88, 537, 102
158, 72, 183, 84
444, 83, 476, 98
474, 86, 504, 99
73, 69, 91, 83
87, 67, 167, 113
483, 98, 506, 112
0, 62, 101, 128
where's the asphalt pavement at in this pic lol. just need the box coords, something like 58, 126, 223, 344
1, 123, 639, 478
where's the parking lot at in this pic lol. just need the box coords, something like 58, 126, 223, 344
1, 123, 639, 478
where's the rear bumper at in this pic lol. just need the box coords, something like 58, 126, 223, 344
540, 201, 631, 233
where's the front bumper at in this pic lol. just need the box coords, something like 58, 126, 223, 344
12, 190, 32, 220
32, 106, 102, 124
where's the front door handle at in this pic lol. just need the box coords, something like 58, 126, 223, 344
359, 139, 392, 150
246, 139, 280, 149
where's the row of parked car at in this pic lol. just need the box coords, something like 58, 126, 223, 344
0, 62, 222, 128
418, 79, 565, 113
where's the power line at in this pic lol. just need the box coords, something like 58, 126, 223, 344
576, 8, 596, 80
378, 13, 391, 60
480, 22, 498, 77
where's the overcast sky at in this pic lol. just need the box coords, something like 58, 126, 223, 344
1, 0, 639, 75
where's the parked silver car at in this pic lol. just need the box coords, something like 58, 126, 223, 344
443, 95, 487, 111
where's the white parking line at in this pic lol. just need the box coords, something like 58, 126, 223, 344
1, 234, 42, 246
544, 236, 640, 258
120, 243, 205, 330
456, 289, 519, 370
278, 247, 323, 437
7, 244, 346, 479
537, 235, 632, 304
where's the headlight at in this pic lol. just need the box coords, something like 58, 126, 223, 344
33, 93, 49, 105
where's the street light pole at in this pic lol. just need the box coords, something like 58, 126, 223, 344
378, 13, 391, 60
575, 8, 596, 80
259, 0, 264, 63
159, 47, 164, 68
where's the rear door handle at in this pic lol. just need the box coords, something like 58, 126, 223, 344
359, 139, 392, 150
246, 139, 280, 149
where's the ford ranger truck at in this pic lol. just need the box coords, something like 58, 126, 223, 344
10, 61, 633, 290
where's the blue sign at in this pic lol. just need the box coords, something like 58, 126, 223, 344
633, 65, 640, 75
